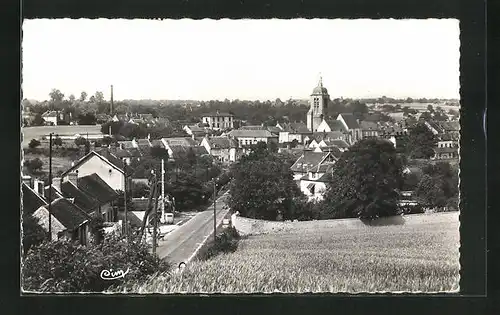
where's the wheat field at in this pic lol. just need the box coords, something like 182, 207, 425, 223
118, 213, 460, 293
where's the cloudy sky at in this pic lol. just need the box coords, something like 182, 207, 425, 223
22, 19, 459, 101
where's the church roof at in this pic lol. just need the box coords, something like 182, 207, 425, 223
324, 120, 346, 132
338, 113, 360, 129
311, 77, 329, 95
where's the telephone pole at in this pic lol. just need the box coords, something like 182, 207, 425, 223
152, 174, 160, 255
110, 85, 114, 115
161, 159, 165, 223
213, 179, 216, 242
123, 161, 128, 242
48, 133, 53, 241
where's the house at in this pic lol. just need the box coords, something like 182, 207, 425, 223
290, 151, 338, 181
227, 129, 278, 147
136, 138, 152, 156
290, 150, 339, 200
432, 146, 459, 160
322, 139, 350, 151
22, 175, 91, 245
202, 111, 235, 130
41, 111, 59, 126
160, 137, 199, 160
200, 136, 241, 162
60, 150, 126, 191
184, 125, 208, 137
316, 119, 347, 133
336, 113, 362, 144
118, 139, 138, 150
359, 120, 381, 138
45, 198, 92, 245
76, 173, 120, 222
278, 122, 312, 144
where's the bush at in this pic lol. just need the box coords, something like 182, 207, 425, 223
24, 158, 44, 173
28, 139, 41, 149
198, 226, 240, 261
399, 204, 425, 215
22, 236, 171, 292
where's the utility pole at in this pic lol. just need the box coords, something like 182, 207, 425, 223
123, 161, 128, 242
48, 133, 53, 241
161, 159, 165, 223
152, 174, 160, 255
213, 179, 217, 242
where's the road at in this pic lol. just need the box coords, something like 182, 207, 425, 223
156, 191, 231, 266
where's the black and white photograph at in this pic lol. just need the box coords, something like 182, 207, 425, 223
21, 18, 460, 293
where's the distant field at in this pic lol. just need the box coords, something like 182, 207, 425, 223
368, 103, 460, 112
120, 212, 459, 293
22, 125, 103, 147
22, 152, 76, 176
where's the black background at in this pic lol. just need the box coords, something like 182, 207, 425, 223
2, 0, 494, 314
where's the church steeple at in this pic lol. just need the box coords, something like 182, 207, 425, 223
307, 76, 330, 132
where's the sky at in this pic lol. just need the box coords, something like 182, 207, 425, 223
22, 19, 460, 102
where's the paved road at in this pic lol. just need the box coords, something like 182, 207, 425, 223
156, 191, 231, 266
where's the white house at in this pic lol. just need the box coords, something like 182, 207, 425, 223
200, 136, 241, 162
202, 111, 234, 130
60, 150, 125, 191
277, 122, 312, 144
41, 111, 59, 126
227, 129, 278, 147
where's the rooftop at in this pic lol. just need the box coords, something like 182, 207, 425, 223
77, 173, 119, 205
49, 198, 91, 231
61, 180, 100, 213
228, 129, 278, 138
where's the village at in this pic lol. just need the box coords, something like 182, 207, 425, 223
22, 78, 459, 256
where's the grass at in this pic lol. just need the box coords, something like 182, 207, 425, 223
116, 212, 460, 293
23, 152, 77, 176
22, 125, 103, 147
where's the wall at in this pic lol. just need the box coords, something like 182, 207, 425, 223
232, 211, 459, 236
63, 155, 124, 191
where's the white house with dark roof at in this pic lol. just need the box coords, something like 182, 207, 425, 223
60, 150, 126, 191
41, 111, 59, 125
290, 150, 338, 200
227, 129, 278, 147
200, 136, 241, 162
278, 122, 312, 144
202, 111, 234, 130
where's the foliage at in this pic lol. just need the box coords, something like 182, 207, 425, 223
131, 181, 150, 198
406, 123, 437, 159
22, 235, 171, 292
166, 173, 206, 211
116, 190, 135, 213
150, 145, 169, 160
197, 227, 240, 261
415, 162, 458, 209
22, 213, 47, 255
74, 136, 88, 147
102, 136, 114, 146
89, 214, 106, 245
52, 135, 63, 147
229, 146, 302, 220
77, 113, 97, 125
320, 138, 404, 220
28, 139, 41, 149
24, 158, 44, 173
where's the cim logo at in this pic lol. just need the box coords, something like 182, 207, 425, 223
100, 268, 130, 280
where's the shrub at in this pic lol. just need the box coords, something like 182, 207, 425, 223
28, 139, 41, 149
22, 236, 171, 292
399, 204, 425, 215
24, 158, 44, 173
198, 226, 240, 261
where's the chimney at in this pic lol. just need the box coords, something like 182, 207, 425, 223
110, 85, 114, 115
53, 177, 62, 192
68, 172, 78, 186
22, 175, 32, 188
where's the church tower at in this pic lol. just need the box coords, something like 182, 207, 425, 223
307, 77, 330, 132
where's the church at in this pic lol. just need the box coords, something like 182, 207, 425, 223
305, 78, 364, 145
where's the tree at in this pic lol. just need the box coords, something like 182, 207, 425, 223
22, 235, 171, 292
74, 136, 88, 147
77, 113, 97, 125
415, 162, 458, 210
131, 182, 150, 198
406, 123, 437, 159
319, 138, 404, 220
32, 113, 45, 126
22, 212, 47, 255
68, 94, 76, 103
49, 89, 64, 103
228, 151, 302, 220
24, 158, 44, 173
94, 91, 105, 103
28, 139, 41, 149
102, 136, 114, 146
150, 146, 169, 160
427, 104, 434, 112
79, 91, 88, 102
53, 135, 63, 147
